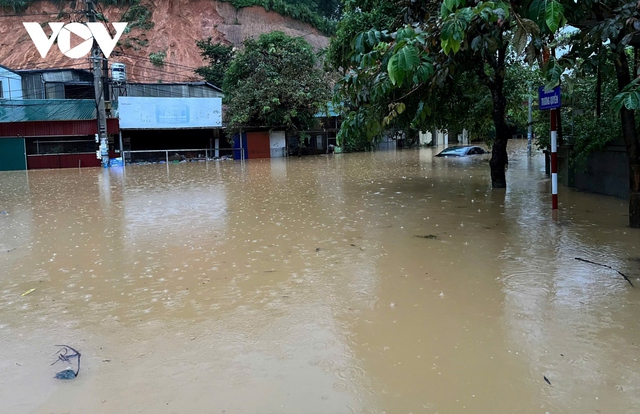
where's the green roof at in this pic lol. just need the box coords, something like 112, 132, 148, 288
0, 99, 96, 123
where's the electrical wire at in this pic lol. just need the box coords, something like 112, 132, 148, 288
116, 52, 204, 72
11, 57, 200, 84
0, 72, 220, 99
0, 80, 220, 101
118, 60, 197, 80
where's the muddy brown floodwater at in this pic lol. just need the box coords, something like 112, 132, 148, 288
1, 141, 639, 413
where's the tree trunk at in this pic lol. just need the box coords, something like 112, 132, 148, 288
596, 65, 602, 117
489, 48, 511, 188
489, 106, 510, 188
613, 51, 640, 228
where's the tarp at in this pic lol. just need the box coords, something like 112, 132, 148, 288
0, 99, 96, 123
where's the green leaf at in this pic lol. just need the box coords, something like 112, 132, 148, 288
443, 0, 464, 13
397, 102, 406, 114
622, 91, 640, 111
396, 26, 416, 41
354, 33, 365, 53
441, 38, 451, 55
440, 8, 471, 54
544, 60, 563, 88
450, 39, 461, 53
612, 77, 640, 112
528, 0, 547, 24
545, 1, 564, 33
440, 2, 450, 18
387, 44, 419, 86
470, 35, 482, 51
367, 30, 379, 47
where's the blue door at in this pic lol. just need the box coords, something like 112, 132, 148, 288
232, 133, 248, 160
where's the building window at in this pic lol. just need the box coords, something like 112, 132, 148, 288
0, 81, 4, 99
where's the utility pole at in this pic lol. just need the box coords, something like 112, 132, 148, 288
87, 0, 109, 168
527, 82, 533, 156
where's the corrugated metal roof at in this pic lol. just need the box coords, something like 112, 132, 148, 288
43, 70, 92, 83
0, 99, 96, 123
0, 118, 119, 138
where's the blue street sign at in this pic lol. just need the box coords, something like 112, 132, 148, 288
538, 86, 561, 110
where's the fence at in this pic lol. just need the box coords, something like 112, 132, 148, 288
122, 148, 242, 165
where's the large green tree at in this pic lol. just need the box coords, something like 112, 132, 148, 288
223, 31, 330, 135
551, 0, 640, 227
333, 0, 560, 187
195, 39, 235, 87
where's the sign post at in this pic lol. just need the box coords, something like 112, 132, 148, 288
539, 86, 561, 210
550, 108, 558, 209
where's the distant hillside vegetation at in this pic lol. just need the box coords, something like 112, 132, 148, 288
0, 0, 330, 82
0, 0, 135, 12
0, 0, 338, 34
218, 0, 339, 34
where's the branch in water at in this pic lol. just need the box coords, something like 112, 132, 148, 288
575, 257, 634, 287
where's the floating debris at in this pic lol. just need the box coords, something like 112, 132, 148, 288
21, 288, 36, 297
414, 234, 437, 239
55, 369, 77, 380
544, 376, 551, 385
575, 257, 634, 287
51, 345, 81, 380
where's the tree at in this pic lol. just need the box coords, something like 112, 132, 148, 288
326, 0, 397, 72
314, 0, 343, 20
195, 39, 235, 87
223, 31, 330, 135
550, 0, 640, 227
334, 1, 559, 187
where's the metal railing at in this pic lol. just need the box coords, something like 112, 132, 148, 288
122, 148, 244, 165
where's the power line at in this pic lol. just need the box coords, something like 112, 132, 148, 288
116, 52, 204, 72
114, 54, 203, 75
11, 57, 200, 83
121, 60, 196, 78
0, 80, 220, 100
0, 69, 219, 98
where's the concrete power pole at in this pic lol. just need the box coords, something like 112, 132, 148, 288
87, 0, 109, 168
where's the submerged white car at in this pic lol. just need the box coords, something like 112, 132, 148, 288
435, 146, 488, 157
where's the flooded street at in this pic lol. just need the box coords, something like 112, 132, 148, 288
1, 141, 639, 413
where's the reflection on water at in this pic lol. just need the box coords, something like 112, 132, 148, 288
0, 142, 639, 413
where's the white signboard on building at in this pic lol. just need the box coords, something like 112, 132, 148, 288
118, 97, 222, 129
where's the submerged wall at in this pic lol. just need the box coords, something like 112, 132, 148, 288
558, 140, 629, 199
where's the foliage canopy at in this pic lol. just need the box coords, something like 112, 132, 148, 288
195, 39, 235, 87
218, 0, 338, 35
329, 0, 640, 225
223, 31, 330, 134
0, 0, 137, 12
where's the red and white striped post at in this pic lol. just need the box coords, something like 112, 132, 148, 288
550, 109, 558, 210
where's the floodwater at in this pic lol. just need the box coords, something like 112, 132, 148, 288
1, 141, 639, 414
